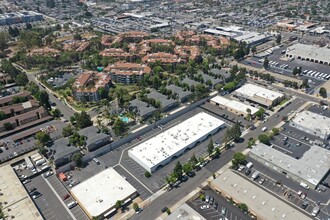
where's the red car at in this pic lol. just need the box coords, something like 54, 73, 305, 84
300, 193, 307, 199
62, 194, 70, 201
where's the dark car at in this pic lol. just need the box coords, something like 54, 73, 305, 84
161, 207, 168, 213
181, 175, 188, 182
29, 187, 37, 193
62, 194, 70, 201
213, 202, 218, 209
187, 171, 195, 177
245, 169, 251, 175
302, 200, 309, 209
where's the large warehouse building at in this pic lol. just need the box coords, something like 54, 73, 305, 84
128, 112, 226, 172
290, 110, 330, 140
286, 43, 330, 65
70, 168, 137, 219
0, 165, 43, 220
210, 96, 259, 117
249, 143, 330, 189
211, 169, 311, 220
233, 83, 285, 108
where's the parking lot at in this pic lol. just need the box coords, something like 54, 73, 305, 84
187, 187, 252, 220
46, 174, 89, 220
243, 157, 330, 219
0, 120, 66, 163
24, 175, 74, 220
244, 44, 330, 94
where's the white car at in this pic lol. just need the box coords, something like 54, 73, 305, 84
43, 171, 53, 178
238, 165, 245, 171
200, 205, 210, 210
67, 201, 77, 209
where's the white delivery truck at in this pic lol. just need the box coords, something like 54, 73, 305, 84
35, 158, 46, 166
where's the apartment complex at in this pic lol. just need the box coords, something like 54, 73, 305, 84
104, 62, 151, 84
73, 72, 111, 102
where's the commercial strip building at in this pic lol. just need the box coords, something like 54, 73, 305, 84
128, 112, 226, 172
210, 96, 259, 117
249, 143, 330, 189
286, 44, 330, 66
0, 165, 43, 220
233, 83, 285, 108
70, 168, 137, 219
211, 169, 311, 220
290, 110, 330, 140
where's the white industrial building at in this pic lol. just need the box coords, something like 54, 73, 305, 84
70, 168, 137, 219
128, 112, 226, 172
233, 83, 284, 108
286, 43, 330, 65
290, 110, 330, 140
210, 96, 259, 117
211, 169, 311, 220
249, 143, 330, 189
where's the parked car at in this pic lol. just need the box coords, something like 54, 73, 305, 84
200, 205, 210, 210
67, 201, 77, 209
245, 169, 251, 176
302, 200, 309, 209
43, 171, 53, 178
92, 158, 100, 165
212, 202, 218, 209
135, 208, 143, 214
22, 179, 31, 184
32, 191, 42, 199
205, 195, 210, 203
187, 171, 195, 177
62, 194, 70, 201
300, 193, 307, 199
181, 175, 188, 182
297, 190, 302, 196
221, 207, 227, 215
258, 178, 265, 185
161, 207, 168, 213
29, 187, 37, 193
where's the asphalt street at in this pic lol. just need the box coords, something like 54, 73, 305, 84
25, 71, 75, 120
25, 175, 73, 220
130, 96, 306, 220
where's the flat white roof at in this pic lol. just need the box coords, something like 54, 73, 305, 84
211, 96, 259, 115
291, 110, 330, 137
286, 43, 330, 63
166, 203, 206, 220
203, 28, 237, 37
250, 143, 330, 186
128, 112, 225, 171
70, 168, 137, 217
212, 169, 311, 220
234, 84, 283, 101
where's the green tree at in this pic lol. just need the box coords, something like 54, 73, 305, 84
71, 153, 83, 167
144, 171, 151, 178
114, 200, 123, 209
292, 67, 299, 76
62, 125, 74, 137
113, 118, 127, 136
276, 34, 282, 44
173, 161, 183, 180
238, 203, 248, 212
232, 152, 246, 166
3, 122, 14, 131
255, 107, 265, 119
319, 87, 327, 98
251, 46, 257, 55
15, 73, 29, 86
272, 127, 280, 135
190, 154, 198, 166
52, 108, 61, 117
0, 111, 7, 120
258, 134, 270, 145
25, 81, 40, 94
69, 132, 85, 147
207, 139, 214, 155
182, 162, 193, 174
231, 122, 242, 142
263, 57, 269, 69
35, 91, 50, 109
0, 32, 10, 52
74, 111, 93, 129
36, 131, 51, 146
133, 203, 139, 211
